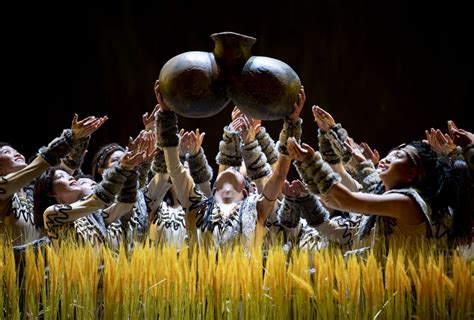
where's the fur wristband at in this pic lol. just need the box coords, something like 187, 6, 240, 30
156, 110, 179, 147
296, 194, 329, 227
278, 197, 301, 228
137, 160, 152, 189
354, 160, 381, 193
295, 151, 341, 195
277, 117, 303, 156
256, 126, 278, 165
118, 170, 139, 203
242, 139, 271, 180
151, 147, 167, 174
62, 136, 90, 171
95, 164, 135, 204
318, 128, 340, 164
188, 147, 213, 184
326, 123, 352, 164
215, 126, 243, 166
39, 129, 75, 166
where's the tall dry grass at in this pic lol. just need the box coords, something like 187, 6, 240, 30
1, 238, 472, 319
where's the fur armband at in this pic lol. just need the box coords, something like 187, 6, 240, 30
294, 151, 341, 195
354, 160, 381, 193
62, 136, 90, 171
318, 128, 340, 164
188, 147, 213, 184
118, 170, 139, 203
296, 194, 329, 227
242, 139, 271, 180
156, 110, 179, 147
39, 129, 75, 166
215, 126, 243, 167
278, 197, 301, 228
151, 147, 167, 174
256, 126, 278, 165
137, 160, 152, 189
277, 117, 303, 156
95, 164, 135, 204
326, 123, 352, 164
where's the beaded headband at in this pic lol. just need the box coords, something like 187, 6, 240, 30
398, 143, 426, 184
96, 144, 125, 169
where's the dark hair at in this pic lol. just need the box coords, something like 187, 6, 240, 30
163, 188, 175, 207
91, 143, 124, 182
406, 140, 473, 245
0, 142, 12, 148
33, 167, 62, 230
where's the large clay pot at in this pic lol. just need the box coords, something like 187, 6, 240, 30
227, 55, 301, 120
158, 31, 301, 119
158, 51, 230, 118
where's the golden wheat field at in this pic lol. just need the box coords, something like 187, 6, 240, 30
1, 240, 472, 319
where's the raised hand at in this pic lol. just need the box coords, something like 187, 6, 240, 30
239, 114, 256, 144
448, 120, 474, 148
424, 128, 456, 155
120, 148, 146, 170
121, 131, 154, 169
128, 130, 148, 152
290, 179, 309, 198
344, 138, 366, 163
71, 114, 108, 139
141, 130, 158, 162
360, 142, 380, 165
312, 105, 335, 132
283, 179, 309, 199
447, 120, 459, 139
251, 117, 262, 134
142, 104, 159, 131
282, 180, 296, 198
231, 106, 243, 122
229, 117, 242, 133
189, 128, 206, 155
287, 85, 306, 121
287, 137, 315, 162
154, 80, 170, 112
178, 129, 190, 157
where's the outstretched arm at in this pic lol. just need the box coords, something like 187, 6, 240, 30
288, 139, 425, 225
0, 114, 107, 200
257, 86, 306, 226
154, 80, 204, 231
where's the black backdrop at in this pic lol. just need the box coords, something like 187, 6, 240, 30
2, 0, 472, 179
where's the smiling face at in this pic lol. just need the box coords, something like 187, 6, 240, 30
213, 167, 247, 204
377, 149, 417, 190
50, 169, 82, 204
0, 145, 27, 176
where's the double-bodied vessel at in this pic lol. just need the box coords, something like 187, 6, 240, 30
158, 31, 301, 120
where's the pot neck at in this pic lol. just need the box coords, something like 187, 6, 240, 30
211, 32, 256, 70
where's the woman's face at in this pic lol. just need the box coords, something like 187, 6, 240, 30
104, 150, 124, 170
98, 150, 124, 177
50, 169, 82, 204
77, 177, 97, 198
0, 145, 26, 176
214, 167, 246, 204
377, 149, 417, 189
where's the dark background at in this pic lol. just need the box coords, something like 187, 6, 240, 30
2, 1, 472, 179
